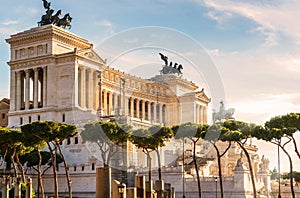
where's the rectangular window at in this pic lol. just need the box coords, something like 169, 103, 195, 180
92, 163, 95, 171
82, 166, 84, 171
37, 115, 40, 121
74, 166, 77, 171
67, 138, 71, 145
62, 114, 65, 122
29, 116, 31, 123
20, 117, 23, 125
2, 113, 5, 119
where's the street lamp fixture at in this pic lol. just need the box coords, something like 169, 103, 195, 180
118, 183, 125, 198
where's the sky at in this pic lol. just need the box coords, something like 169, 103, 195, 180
1, 0, 300, 172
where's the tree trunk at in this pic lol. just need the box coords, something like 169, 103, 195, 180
56, 142, 72, 198
193, 141, 202, 198
238, 142, 257, 198
291, 136, 300, 159
15, 154, 25, 182
0, 149, 7, 168
37, 148, 45, 198
280, 145, 295, 198
146, 150, 152, 181
47, 142, 58, 198
11, 148, 18, 178
212, 144, 224, 198
155, 149, 162, 180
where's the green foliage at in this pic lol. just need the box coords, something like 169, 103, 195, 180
21, 121, 77, 144
172, 122, 208, 139
131, 125, 174, 151
19, 150, 63, 168
81, 122, 132, 145
282, 171, 300, 182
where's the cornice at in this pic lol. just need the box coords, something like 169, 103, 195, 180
6, 25, 91, 49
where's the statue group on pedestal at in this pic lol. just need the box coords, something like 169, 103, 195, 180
212, 100, 235, 123
159, 53, 183, 75
38, 0, 72, 29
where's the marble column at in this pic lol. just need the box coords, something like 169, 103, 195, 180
42, 66, 47, 108
10, 71, 16, 111
153, 103, 157, 123
141, 100, 145, 120
16, 71, 21, 110
94, 72, 99, 111
114, 93, 118, 114
203, 106, 207, 124
108, 91, 113, 115
147, 102, 151, 121
25, 70, 30, 110
130, 98, 134, 117
88, 69, 94, 110
80, 67, 86, 108
21, 72, 25, 109
136, 99, 140, 119
33, 68, 39, 109
159, 104, 163, 124
103, 90, 108, 115
124, 96, 128, 116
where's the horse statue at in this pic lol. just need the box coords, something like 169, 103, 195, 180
51, 10, 61, 25
212, 100, 235, 123
56, 13, 72, 29
159, 53, 183, 76
38, 9, 54, 26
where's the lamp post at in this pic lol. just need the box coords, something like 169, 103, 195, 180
118, 183, 125, 198
215, 177, 218, 198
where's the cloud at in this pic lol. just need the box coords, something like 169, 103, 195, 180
1, 20, 19, 26
193, 0, 300, 46
95, 19, 113, 28
0, 27, 19, 36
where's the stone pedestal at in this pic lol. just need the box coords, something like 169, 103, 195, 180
1, 177, 10, 198
14, 177, 21, 198
164, 183, 171, 198
135, 175, 146, 198
233, 164, 252, 198
96, 167, 112, 198
155, 180, 164, 198
126, 187, 137, 198
25, 177, 32, 198
145, 180, 153, 198
112, 180, 126, 198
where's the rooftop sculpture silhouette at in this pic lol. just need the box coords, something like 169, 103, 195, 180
38, 0, 72, 29
159, 53, 183, 76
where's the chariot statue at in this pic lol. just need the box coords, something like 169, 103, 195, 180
159, 53, 183, 76
38, 0, 72, 29
212, 100, 235, 123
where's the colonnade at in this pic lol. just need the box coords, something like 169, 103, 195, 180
196, 104, 207, 124
13, 67, 47, 111
77, 66, 167, 124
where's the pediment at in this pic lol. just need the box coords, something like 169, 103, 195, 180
0, 98, 10, 110
77, 49, 106, 64
196, 89, 211, 103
